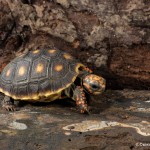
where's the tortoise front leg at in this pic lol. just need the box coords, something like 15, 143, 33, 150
2, 96, 16, 111
73, 86, 89, 114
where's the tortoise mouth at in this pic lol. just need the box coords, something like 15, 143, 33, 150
92, 88, 105, 95
83, 86, 105, 95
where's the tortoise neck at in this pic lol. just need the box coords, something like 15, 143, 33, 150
79, 70, 91, 92
78, 70, 91, 79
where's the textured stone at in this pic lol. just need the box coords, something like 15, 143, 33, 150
0, 90, 150, 149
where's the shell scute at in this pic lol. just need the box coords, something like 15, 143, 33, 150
0, 48, 84, 100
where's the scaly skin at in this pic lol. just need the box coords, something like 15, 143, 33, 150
83, 67, 93, 73
73, 86, 89, 114
2, 96, 16, 111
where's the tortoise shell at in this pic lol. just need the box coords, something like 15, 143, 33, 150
0, 48, 84, 101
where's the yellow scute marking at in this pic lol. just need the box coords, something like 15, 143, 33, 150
48, 49, 56, 54
54, 64, 63, 72
6, 69, 11, 77
18, 66, 25, 76
63, 53, 72, 60
32, 50, 39, 54
36, 63, 44, 73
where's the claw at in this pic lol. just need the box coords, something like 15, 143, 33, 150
2, 105, 17, 111
85, 109, 90, 115
78, 103, 90, 114
80, 107, 90, 114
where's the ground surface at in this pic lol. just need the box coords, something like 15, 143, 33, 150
0, 90, 149, 150
0, 1, 150, 150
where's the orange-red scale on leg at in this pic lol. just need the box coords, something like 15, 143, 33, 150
73, 86, 88, 114
84, 67, 93, 73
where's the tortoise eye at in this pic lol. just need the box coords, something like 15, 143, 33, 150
90, 83, 100, 90
92, 84, 98, 89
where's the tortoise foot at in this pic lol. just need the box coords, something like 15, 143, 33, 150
2, 96, 18, 111
2, 104, 17, 111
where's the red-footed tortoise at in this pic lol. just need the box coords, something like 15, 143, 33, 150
0, 48, 106, 113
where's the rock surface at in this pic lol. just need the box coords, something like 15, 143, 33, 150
0, 0, 150, 89
0, 90, 149, 150
0, 1, 150, 149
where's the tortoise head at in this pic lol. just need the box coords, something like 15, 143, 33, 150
83, 74, 106, 95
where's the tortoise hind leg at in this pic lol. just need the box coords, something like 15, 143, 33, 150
2, 96, 17, 111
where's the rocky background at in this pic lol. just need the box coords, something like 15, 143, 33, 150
0, 0, 149, 90
0, 1, 150, 150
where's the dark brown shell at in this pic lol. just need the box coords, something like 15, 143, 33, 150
0, 48, 84, 100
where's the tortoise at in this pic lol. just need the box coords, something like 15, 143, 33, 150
0, 47, 106, 113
